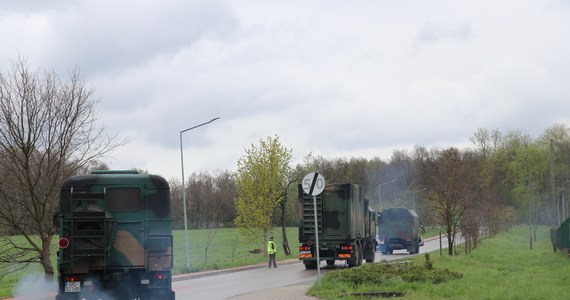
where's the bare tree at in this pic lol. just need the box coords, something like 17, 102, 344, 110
418, 148, 478, 255
0, 57, 125, 279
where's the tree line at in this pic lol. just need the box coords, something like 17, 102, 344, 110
172, 125, 570, 256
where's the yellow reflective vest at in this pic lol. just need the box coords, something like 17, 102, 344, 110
267, 240, 277, 255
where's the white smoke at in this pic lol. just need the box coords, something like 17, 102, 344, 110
12, 273, 57, 299
13, 273, 125, 300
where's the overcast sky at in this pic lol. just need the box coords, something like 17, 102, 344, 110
2, 0, 570, 180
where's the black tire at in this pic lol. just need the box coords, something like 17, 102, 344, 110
348, 244, 360, 267
304, 260, 318, 269
365, 244, 375, 263
356, 243, 363, 266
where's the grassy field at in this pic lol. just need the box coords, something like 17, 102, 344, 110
0, 227, 299, 298
308, 225, 570, 299
171, 227, 299, 273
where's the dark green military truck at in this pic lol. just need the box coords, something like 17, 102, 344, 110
55, 170, 175, 300
298, 183, 377, 269
377, 207, 422, 254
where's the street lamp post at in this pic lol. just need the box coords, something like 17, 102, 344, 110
411, 188, 427, 211
377, 179, 399, 211
180, 117, 220, 269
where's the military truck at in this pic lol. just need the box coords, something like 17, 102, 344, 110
55, 170, 175, 300
298, 183, 377, 269
377, 207, 422, 255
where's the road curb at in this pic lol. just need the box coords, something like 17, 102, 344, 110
172, 259, 300, 282
173, 237, 444, 282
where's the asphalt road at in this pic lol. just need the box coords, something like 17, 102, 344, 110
172, 236, 449, 299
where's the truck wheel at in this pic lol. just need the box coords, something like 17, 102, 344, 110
365, 245, 375, 263
347, 246, 357, 267
326, 260, 335, 266
304, 260, 318, 269
357, 243, 363, 266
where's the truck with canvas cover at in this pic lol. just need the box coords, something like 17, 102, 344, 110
54, 170, 175, 300
298, 183, 377, 269
377, 207, 422, 255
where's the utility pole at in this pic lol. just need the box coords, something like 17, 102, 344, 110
528, 169, 532, 250
550, 139, 557, 252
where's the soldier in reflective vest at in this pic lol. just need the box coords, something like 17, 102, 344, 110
267, 236, 277, 268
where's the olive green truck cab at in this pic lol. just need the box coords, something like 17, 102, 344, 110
377, 207, 422, 255
298, 183, 377, 269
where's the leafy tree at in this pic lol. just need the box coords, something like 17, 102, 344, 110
0, 57, 125, 279
539, 123, 570, 227
234, 135, 292, 253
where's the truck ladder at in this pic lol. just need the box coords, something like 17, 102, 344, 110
68, 190, 109, 268
302, 196, 322, 235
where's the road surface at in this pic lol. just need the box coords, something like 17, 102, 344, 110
172, 236, 449, 299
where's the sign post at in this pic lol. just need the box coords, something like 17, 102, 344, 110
302, 172, 325, 285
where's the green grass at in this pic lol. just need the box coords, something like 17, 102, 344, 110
308, 225, 570, 299
422, 226, 442, 239
171, 227, 299, 273
0, 227, 298, 298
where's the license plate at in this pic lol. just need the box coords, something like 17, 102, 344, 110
64, 281, 81, 293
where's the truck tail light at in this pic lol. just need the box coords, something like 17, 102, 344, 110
65, 275, 80, 282
341, 245, 353, 251
299, 244, 312, 258
153, 273, 166, 280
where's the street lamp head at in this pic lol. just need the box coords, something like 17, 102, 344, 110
379, 178, 399, 187
181, 117, 221, 134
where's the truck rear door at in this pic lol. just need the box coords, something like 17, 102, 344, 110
321, 185, 349, 240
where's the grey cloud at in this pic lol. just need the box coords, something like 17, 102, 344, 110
46, 0, 238, 76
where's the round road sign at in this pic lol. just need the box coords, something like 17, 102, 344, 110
302, 172, 326, 196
